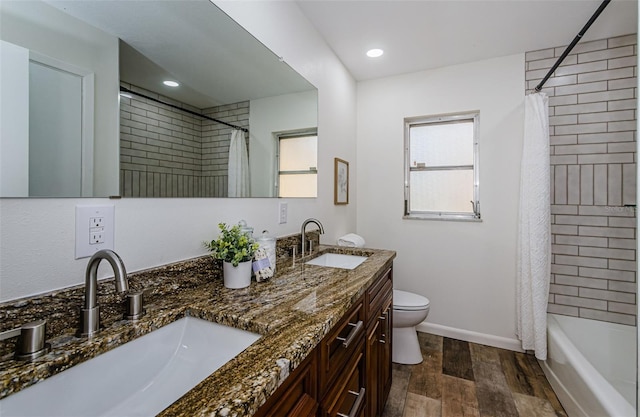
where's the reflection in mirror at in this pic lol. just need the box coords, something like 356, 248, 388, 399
0, 0, 318, 198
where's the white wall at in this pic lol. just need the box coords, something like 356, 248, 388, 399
356, 54, 525, 348
249, 90, 318, 197
0, 1, 357, 302
0, 41, 29, 196
0, 1, 119, 197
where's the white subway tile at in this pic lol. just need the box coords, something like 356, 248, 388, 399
555, 294, 607, 309
608, 121, 637, 132
579, 110, 635, 123
579, 267, 635, 281
555, 255, 608, 268
608, 77, 637, 90
554, 143, 607, 155
609, 238, 637, 249
608, 56, 638, 70
554, 102, 607, 115
609, 217, 637, 228
579, 88, 634, 103
556, 81, 607, 96
555, 274, 608, 289
578, 67, 635, 83
609, 259, 637, 271
555, 60, 608, 76
579, 287, 635, 303
579, 309, 636, 325
593, 164, 608, 205
552, 244, 579, 255
579, 226, 634, 238
555, 215, 607, 226
578, 131, 634, 144
579, 246, 635, 260
608, 99, 637, 111
578, 153, 634, 164
608, 302, 637, 315
578, 46, 635, 63
550, 284, 579, 296
555, 234, 607, 247
547, 303, 579, 316
552, 224, 578, 235
608, 34, 638, 48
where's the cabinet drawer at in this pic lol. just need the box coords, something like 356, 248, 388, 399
322, 340, 366, 417
319, 300, 365, 394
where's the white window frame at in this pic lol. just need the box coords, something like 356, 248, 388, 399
404, 112, 481, 221
275, 128, 318, 198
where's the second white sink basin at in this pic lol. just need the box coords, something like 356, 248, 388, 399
306, 253, 367, 270
0, 316, 261, 417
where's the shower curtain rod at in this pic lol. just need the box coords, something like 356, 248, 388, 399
534, 0, 611, 92
119, 87, 249, 133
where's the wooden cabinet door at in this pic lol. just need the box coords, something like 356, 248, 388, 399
366, 318, 380, 417
255, 350, 318, 417
378, 295, 393, 411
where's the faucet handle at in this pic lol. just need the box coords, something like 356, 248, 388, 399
124, 291, 145, 320
11, 320, 50, 361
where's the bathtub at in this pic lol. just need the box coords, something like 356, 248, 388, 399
540, 314, 636, 417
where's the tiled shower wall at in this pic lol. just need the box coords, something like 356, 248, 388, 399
119, 83, 249, 197
525, 34, 637, 326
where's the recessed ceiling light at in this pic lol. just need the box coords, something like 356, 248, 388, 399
163, 80, 179, 87
119, 92, 132, 99
366, 48, 384, 58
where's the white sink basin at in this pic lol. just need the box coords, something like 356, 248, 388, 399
0, 316, 260, 417
305, 253, 367, 270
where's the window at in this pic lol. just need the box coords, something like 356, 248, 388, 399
404, 112, 480, 221
276, 130, 317, 198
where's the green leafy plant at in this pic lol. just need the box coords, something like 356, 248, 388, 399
205, 223, 259, 267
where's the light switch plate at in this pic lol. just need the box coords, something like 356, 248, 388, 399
76, 205, 114, 259
278, 202, 288, 224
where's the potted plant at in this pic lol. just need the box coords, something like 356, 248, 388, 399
205, 223, 259, 289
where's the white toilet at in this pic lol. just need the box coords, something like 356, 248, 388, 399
392, 289, 430, 365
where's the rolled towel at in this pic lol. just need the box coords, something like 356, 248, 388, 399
337, 233, 366, 248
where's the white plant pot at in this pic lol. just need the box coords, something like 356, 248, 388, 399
223, 260, 252, 289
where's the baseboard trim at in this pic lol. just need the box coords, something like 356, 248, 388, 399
416, 321, 524, 352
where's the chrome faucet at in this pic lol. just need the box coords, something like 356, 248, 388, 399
301, 218, 324, 258
79, 249, 129, 337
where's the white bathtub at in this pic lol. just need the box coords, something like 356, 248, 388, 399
540, 314, 636, 417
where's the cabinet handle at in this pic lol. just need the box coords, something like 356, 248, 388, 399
336, 320, 363, 348
336, 387, 365, 417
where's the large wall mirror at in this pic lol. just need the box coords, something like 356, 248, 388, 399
0, 0, 318, 198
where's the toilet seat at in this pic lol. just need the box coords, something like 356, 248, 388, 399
393, 289, 430, 311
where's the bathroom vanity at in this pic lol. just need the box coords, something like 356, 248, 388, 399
0, 244, 395, 416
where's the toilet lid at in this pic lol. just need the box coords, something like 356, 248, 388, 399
393, 289, 430, 311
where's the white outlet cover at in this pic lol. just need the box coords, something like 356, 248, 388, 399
75, 205, 115, 259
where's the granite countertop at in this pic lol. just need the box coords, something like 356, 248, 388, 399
0, 245, 395, 416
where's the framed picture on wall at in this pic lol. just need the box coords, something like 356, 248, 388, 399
334, 158, 349, 205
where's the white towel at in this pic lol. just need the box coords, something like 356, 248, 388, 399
337, 233, 365, 248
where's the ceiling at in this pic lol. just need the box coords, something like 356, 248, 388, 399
295, 0, 638, 81
44, 0, 315, 108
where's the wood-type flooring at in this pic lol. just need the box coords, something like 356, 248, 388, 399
382, 332, 567, 417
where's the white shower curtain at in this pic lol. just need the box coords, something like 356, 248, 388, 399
228, 129, 250, 197
517, 92, 551, 360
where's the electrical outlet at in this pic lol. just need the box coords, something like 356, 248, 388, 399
76, 205, 114, 259
90, 217, 104, 228
279, 202, 288, 224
